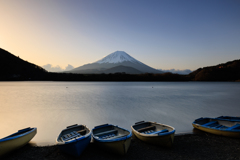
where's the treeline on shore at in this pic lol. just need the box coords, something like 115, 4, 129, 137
45, 72, 190, 81
0, 72, 190, 81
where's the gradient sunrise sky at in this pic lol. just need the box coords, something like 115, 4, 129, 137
0, 0, 239, 71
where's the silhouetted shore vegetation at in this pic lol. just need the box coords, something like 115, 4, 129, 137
188, 59, 240, 81
41, 72, 189, 81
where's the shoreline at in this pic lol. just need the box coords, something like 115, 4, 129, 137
3, 132, 240, 160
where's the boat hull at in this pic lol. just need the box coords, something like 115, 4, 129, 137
57, 135, 91, 157
93, 135, 131, 155
132, 129, 174, 147
131, 121, 175, 148
56, 124, 91, 157
192, 117, 240, 138
192, 123, 240, 138
92, 124, 132, 155
0, 128, 37, 157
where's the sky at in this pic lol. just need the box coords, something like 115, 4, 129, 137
0, 0, 240, 71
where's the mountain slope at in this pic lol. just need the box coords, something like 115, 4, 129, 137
68, 65, 142, 74
188, 59, 240, 81
69, 51, 162, 74
0, 48, 47, 80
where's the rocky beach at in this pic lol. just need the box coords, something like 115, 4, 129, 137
2, 132, 240, 160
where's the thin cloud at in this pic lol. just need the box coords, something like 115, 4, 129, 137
159, 69, 192, 75
42, 64, 74, 72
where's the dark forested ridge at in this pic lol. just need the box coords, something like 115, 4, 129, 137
0, 48, 47, 80
0, 47, 239, 81
188, 59, 240, 81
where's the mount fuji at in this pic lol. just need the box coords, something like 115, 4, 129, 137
68, 51, 163, 74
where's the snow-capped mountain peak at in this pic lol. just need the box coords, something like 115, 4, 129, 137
69, 50, 162, 74
95, 51, 141, 64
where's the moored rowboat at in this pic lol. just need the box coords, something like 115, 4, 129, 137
0, 127, 37, 157
131, 121, 175, 147
192, 117, 240, 138
92, 124, 132, 155
56, 124, 91, 157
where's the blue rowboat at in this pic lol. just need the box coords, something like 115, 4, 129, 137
192, 117, 240, 138
0, 127, 37, 157
92, 124, 132, 155
56, 124, 91, 157
131, 121, 175, 147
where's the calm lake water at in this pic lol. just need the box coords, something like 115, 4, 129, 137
0, 82, 240, 146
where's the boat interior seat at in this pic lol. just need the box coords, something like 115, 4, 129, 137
214, 124, 223, 128
226, 124, 240, 130
77, 129, 87, 135
141, 130, 155, 134
137, 125, 156, 133
62, 131, 82, 141
137, 126, 169, 135
203, 121, 218, 127
100, 133, 116, 139
107, 134, 128, 140
147, 129, 169, 135
94, 130, 118, 139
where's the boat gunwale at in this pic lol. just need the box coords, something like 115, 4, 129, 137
0, 128, 37, 143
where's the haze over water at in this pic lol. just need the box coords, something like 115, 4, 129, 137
0, 82, 240, 146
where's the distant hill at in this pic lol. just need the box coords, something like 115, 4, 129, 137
188, 59, 240, 81
0, 48, 47, 80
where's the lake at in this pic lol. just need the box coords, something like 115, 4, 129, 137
0, 81, 239, 146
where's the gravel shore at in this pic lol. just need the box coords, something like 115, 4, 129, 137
2, 132, 240, 160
